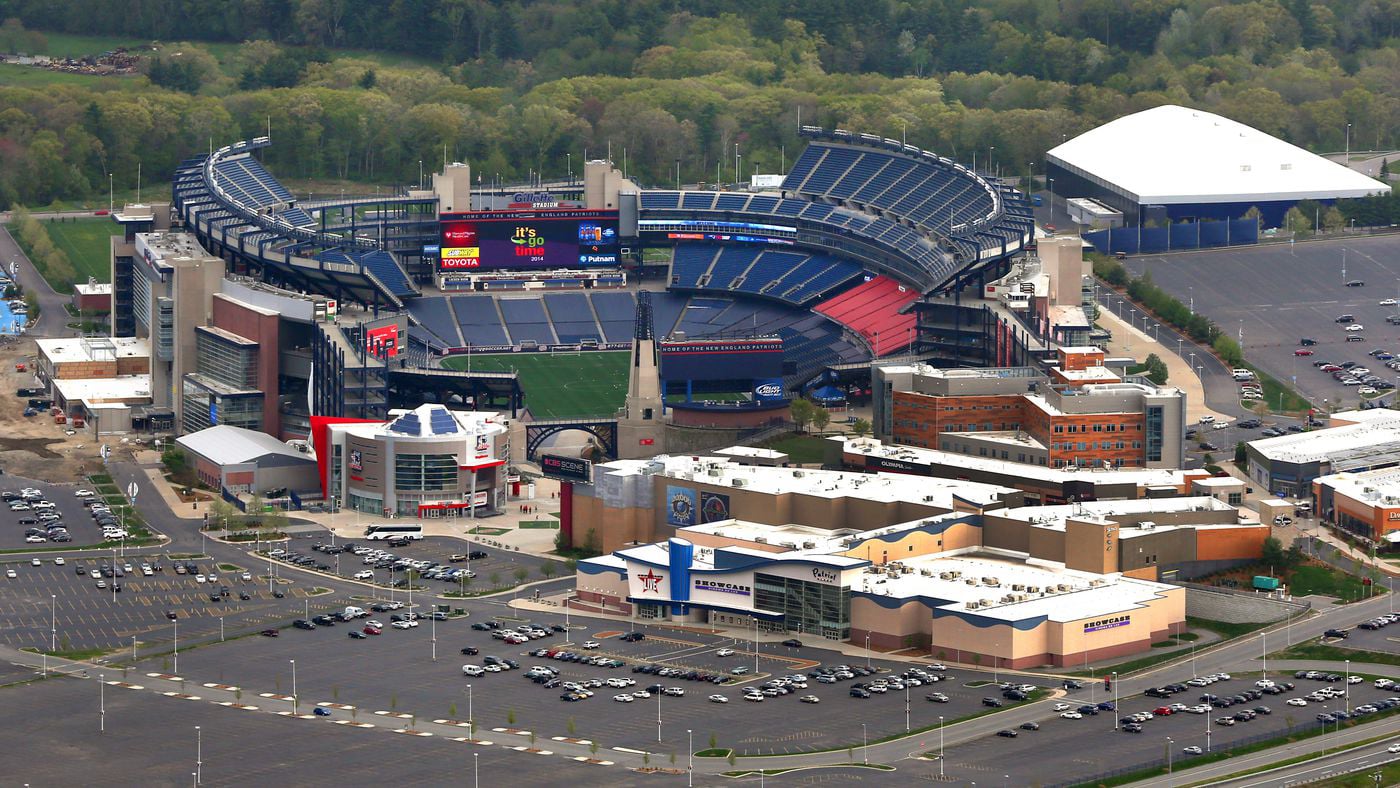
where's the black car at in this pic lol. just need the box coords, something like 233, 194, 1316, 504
468, 550, 487, 560
1019, 721, 1040, 731
1299, 337, 1317, 346
349, 631, 367, 639
292, 619, 316, 630
1076, 705, 1099, 715
620, 632, 645, 642
996, 729, 1019, 738
781, 638, 802, 648
1324, 628, 1350, 639
239, 591, 251, 600
1003, 690, 1028, 701
461, 646, 480, 655
1347, 279, 1366, 287
1063, 680, 1083, 690
208, 593, 222, 602
982, 697, 1004, 707
850, 688, 871, 698
311, 615, 335, 626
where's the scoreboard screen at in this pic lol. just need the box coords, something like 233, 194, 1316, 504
439, 209, 619, 271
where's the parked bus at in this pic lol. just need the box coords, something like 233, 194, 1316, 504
363, 524, 424, 540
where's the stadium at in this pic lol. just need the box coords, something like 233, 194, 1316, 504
166, 125, 1035, 458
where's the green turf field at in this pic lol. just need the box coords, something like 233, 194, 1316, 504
441, 351, 630, 419
44, 218, 113, 284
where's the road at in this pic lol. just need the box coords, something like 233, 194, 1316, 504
0, 222, 74, 338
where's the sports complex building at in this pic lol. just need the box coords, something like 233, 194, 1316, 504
570, 454, 1264, 667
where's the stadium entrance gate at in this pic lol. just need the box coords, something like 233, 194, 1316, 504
525, 419, 618, 461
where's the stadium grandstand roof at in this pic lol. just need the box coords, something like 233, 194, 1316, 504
1047, 105, 1390, 205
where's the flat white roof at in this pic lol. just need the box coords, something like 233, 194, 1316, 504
1048, 105, 1390, 204
176, 424, 310, 466
597, 454, 1017, 508
37, 336, 148, 364
837, 437, 1201, 489
1315, 467, 1400, 506
53, 375, 152, 402
74, 283, 113, 295
714, 446, 788, 460
994, 496, 1236, 532
871, 552, 1175, 624
1249, 415, 1400, 463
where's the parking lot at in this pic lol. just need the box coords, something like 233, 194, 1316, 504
941, 669, 1400, 784
162, 612, 1032, 756
259, 534, 562, 600
0, 478, 112, 549
1125, 234, 1400, 410
0, 551, 358, 653
1329, 616, 1400, 656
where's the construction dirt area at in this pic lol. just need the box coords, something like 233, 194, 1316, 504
1, 336, 113, 482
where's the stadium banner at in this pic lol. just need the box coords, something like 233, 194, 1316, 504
439, 209, 619, 271
540, 454, 592, 484
440, 342, 631, 356
658, 337, 784, 381
753, 378, 785, 402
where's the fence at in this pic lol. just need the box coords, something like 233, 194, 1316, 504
1083, 218, 1259, 255
220, 486, 246, 511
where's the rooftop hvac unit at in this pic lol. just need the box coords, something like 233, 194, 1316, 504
708, 468, 722, 477
793, 470, 804, 478
983, 577, 1000, 586
924, 495, 937, 502
1026, 586, 1040, 594
966, 601, 980, 609
781, 542, 797, 549
921, 569, 933, 576
1090, 579, 1106, 587
1012, 584, 1025, 592
949, 570, 962, 579
753, 536, 767, 543
980, 599, 996, 607
1001, 594, 1015, 603
732, 478, 746, 487
939, 572, 952, 580
1057, 584, 1071, 592
802, 541, 816, 549
965, 578, 977, 585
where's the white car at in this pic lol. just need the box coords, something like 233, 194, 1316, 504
1381, 299, 1397, 306
1190, 704, 1211, 714
582, 641, 600, 649
5, 569, 15, 579
1346, 324, 1365, 332
240, 571, 252, 581
54, 557, 65, 565
632, 690, 651, 699
1182, 746, 1203, 755
743, 694, 763, 702
195, 573, 207, 583
1287, 698, 1308, 706
1212, 421, 1230, 429
1053, 703, 1071, 711
391, 620, 417, 629
1389, 743, 1400, 754
613, 694, 634, 703
1060, 711, 1083, 719
1359, 386, 1379, 395
716, 648, 735, 657
366, 620, 384, 629
353, 570, 374, 580
1255, 679, 1275, 688
1348, 675, 1364, 684
25, 535, 45, 543
1198, 415, 1215, 424
708, 694, 729, 703
74, 489, 94, 497
142, 566, 153, 576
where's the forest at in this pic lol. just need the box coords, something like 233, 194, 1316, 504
0, 0, 1395, 219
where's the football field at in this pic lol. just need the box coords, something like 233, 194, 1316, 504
441, 351, 630, 419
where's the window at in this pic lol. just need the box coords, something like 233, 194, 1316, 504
394, 453, 458, 492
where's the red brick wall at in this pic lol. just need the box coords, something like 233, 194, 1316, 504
211, 296, 281, 437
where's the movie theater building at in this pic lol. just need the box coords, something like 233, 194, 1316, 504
311, 404, 509, 517
576, 522, 1185, 667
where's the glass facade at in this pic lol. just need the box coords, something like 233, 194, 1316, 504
394, 453, 458, 492
753, 573, 851, 640
180, 378, 263, 433
196, 328, 259, 389
348, 491, 382, 514
1145, 405, 1164, 463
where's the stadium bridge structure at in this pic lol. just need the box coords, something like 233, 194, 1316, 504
171, 132, 1034, 422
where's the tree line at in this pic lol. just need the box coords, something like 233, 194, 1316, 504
0, 2, 1395, 213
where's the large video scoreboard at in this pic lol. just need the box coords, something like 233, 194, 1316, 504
439, 209, 619, 271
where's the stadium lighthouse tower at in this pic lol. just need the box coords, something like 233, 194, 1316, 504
617, 291, 665, 458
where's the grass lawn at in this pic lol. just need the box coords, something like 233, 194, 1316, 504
44, 218, 113, 283
442, 351, 630, 419
758, 433, 829, 464
0, 62, 139, 88
1288, 564, 1367, 600
1244, 364, 1312, 413
1270, 642, 1400, 668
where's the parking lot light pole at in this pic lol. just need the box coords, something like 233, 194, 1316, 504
290, 659, 297, 715
865, 633, 871, 668
1206, 709, 1211, 752
657, 686, 662, 742
687, 729, 693, 788
50, 594, 56, 652
195, 725, 202, 785
99, 672, 104, 733
1346, 659, 1351, 715
431, 612, 437, 661
473, 752, 478, 788
1113, 672, 1118, 730
1167, 737, 1174, 784
938, 716, 945, 778
173, 617, 179, 674
905, 683, 910, 731
862, 723, 868, 764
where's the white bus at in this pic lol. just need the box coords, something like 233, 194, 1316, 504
363, 524, 424, 540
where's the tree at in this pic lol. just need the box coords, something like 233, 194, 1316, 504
789, 398, 816, 433
811, 407, 831, 435
513, 566, 529, 585
539, 562, 557, 580
1283, 206, 1312, 236
567, 717, 576, 736
489, 571, 501, 588
507, 708, 516, 725
851, 418, 871, 437
1261, 536, 1287, 570
358, 69, 377, 90
1234, 441, 1247, 465
1322, 206, 1346, 233
1140, 353, 1169, 385
709, 732, 717, 750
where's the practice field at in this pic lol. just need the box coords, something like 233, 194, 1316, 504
7, 216, 113, 288
442, 350, 629, 419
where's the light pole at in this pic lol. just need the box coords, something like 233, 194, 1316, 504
1112, 671, 1118, 729
657, 684, 662, 743
50, 594, 56, 652
195, 725, 202, 785
1346, 659, 1351, 714
687, 729, 694, 788
174, 617, 179, 675
938, 715, 945, 779
865, 632, 871, 668
1166, 737, 1174, 784
473, 753, 478, 788
418, 160, 423, 189
862, 722, 868, 764
290, 659, 298, 715
1205, 706, 1211, 752
100, 671, 105, 733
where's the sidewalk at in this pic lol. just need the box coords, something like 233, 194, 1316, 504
1096, 305, 1226, 423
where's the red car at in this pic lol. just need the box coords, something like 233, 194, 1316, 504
363, 625, 382, 636
1294, 349, 1314, 356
